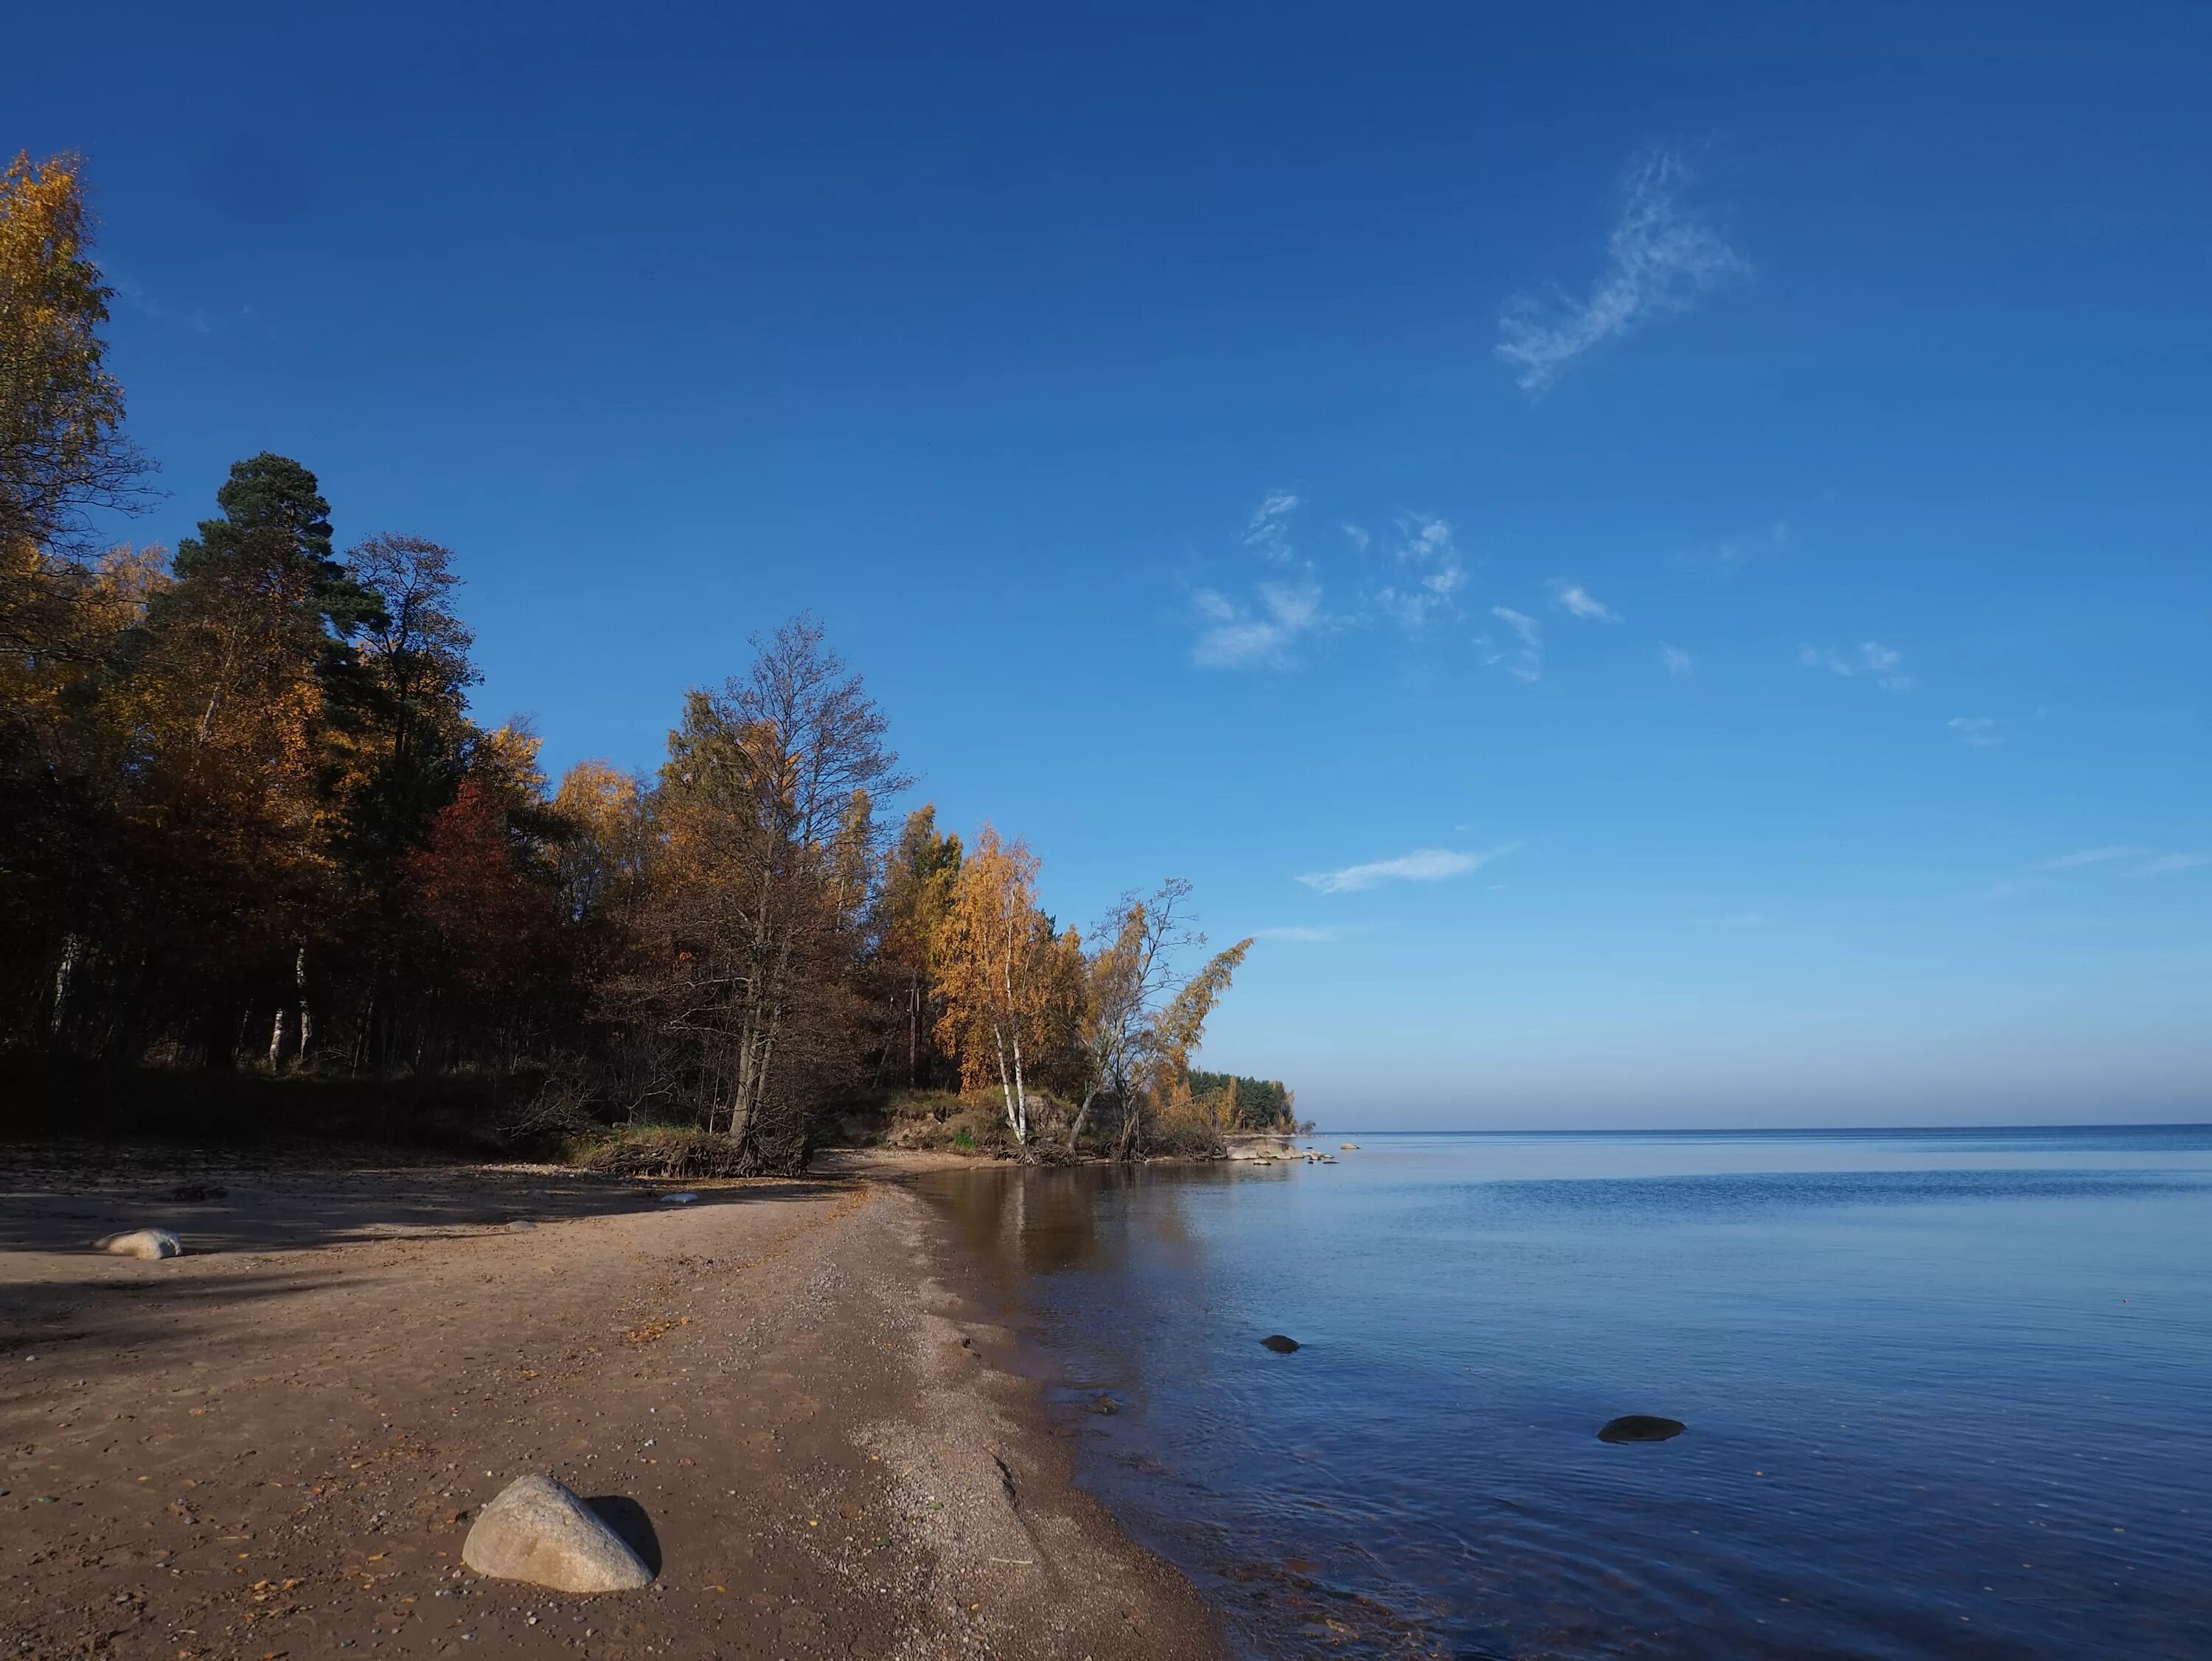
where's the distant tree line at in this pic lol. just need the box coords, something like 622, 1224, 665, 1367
1184, 1071, 1300, 1132
0, 152, 1264, 1171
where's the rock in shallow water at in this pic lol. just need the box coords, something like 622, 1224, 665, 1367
93, 1229, 181, 1260
1597, 1415, 1685, 1444
462, 1474, 655, 1592
1260, 1334, 1301, 1354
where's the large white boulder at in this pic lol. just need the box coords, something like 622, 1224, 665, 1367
462, 1474, 653, 1593
93, 1229, 181, 1260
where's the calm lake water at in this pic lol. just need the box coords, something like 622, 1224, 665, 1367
924, 1128, 2212, 1660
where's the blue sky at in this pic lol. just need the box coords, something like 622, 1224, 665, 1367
11, 1, 2209, 1126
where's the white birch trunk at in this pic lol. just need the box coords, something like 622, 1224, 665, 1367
49, 933, 85, 1037
992, 1022, 1027, 1148
292, 944, 312, 1065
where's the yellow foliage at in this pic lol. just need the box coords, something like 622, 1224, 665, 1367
1, 150, 145, 556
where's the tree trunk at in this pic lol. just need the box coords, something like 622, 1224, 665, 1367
49, 932, 85, 1042
201, 999, 237, 1071
1066, 1083, 1101, 1154
992, 1021, 1028, 1152
1113, 1085, 1141, 1162
291, 942, 312, 1068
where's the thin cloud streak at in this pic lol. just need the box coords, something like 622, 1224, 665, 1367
1948, 717, 2000, 746
1243, 491, 1301, 561
1801, 641, 1913, 692
2032, 846, 2144, 871
1251, 925, 1340, 943
111, 272, 215, 335
2137, 852, 2211, 876
1660, 644, 1695, 677
1672, 520, 1792, 574
1479, 607, 1543, 683
1495, 146, 1748, 396
1299, 843, 1518, 895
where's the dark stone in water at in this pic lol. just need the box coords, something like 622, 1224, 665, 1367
1598, 1415, 1685, 1444
1260, 1334, 1301, 1354
1090, 1394, 1120, 1415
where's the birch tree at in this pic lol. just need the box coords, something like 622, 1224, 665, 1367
0, 150, 152, 562
934, 825, 1051, 1156
1064, 879, 1194, 1153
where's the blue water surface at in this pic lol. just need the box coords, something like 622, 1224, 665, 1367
925, 1127, 2212, 1660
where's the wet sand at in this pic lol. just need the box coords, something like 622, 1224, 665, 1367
0, 1144, 1221, 1660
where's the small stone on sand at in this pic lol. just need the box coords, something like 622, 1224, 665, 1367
462, 1474, 653, 1592
93, 1229, 181, 1260
1598, 1415, 1686, 1444
1260, 1334, 1301, 1354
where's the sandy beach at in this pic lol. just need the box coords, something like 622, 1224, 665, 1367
0, 1146, 1221, 1660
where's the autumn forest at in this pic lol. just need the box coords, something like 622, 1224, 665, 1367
0, 152, 1294, 1171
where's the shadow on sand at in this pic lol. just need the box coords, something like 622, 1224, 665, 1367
0, 1143, 841, 1256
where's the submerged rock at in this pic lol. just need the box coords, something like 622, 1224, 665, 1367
1260, 1334, 1301, 1354
462, 1474, 653, 1592
93, 1229, 181, 1260
1597, 1415, 1685, 1444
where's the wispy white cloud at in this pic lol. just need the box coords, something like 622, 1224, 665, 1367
111, 272, 215, 335
1947, 717, 2000, 746
1495, 146, 1749, 396
1373, 513, 1467, 630
1550, 580, 1618, 621
1801, 641, 1913, 693
2032, 846, 2144, 871
1478, 606, 1543, 683
2138, 852, 2211, 877
1660, 644, 1695, 678
1192, 492, 1334, 669
1192, 580, 1324, 669
1242, 491, 1302, 561
1251, 925, 1341, 943
1672, 520, 1791, 574
1298, 843, 1517, 895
